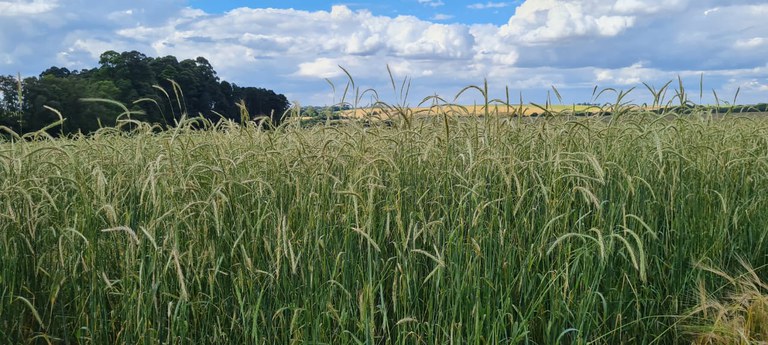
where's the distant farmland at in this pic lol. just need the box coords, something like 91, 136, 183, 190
340, 104, 599, 118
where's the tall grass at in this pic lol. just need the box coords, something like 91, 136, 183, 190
1, 82, 767, 344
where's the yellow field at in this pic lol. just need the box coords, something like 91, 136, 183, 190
340, 104, 606, 119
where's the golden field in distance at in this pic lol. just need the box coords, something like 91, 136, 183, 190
340, 104, 631, 118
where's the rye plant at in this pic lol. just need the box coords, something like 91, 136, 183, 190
0, 79, 767, 344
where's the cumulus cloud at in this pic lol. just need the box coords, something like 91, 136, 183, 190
0, 0, 58, 16
595, 62, 658, 85
0, 0, 767, 105
106, 5, 479, 75
612, 0, 686, 15
418, 0, 444, 7
501, 1, 640, 42
468, 2, 512, 10
42, 3, 488, 103
0, 0, 183, 70
296, 58, 350, 79
431, 13, 453, 20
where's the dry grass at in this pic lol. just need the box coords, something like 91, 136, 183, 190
687, 259, 768, 344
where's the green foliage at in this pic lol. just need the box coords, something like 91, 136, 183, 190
23, 75, 122, 133
0, 50, 289, 136
0, 74, 25, 132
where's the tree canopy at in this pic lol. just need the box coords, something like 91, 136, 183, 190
0, 50, 290, 135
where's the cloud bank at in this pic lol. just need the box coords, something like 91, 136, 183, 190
0, 0, 766, 105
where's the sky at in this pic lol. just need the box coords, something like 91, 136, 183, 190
1, 0, 767, 106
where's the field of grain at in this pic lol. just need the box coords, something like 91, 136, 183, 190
340, 104, 600, 119
1, 110, 767, 344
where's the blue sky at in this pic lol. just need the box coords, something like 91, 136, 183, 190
0, 0, 767, 105
187, 1, 521, 24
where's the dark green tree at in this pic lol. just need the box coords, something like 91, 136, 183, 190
23, 75, 121, 134
231, 86, 290, 125
0, 75, 27, 133
6, 50, 290, 135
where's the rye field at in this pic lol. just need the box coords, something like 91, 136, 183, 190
1, 104, 768, 344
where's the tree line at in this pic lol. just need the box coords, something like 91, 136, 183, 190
0, 50, 290, 135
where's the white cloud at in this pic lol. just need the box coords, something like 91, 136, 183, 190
296, 58, 348, 79
0, 0, 58, 16
734, 37, 766, 49
703, 7, 719, 16
468, 2, 512, 10
1, 0, 768, 105
595, 62, 658, 85
431, 13, 453, 20
612, 0, 686, 15
595, 15, 635, 36
741, 80, 768, 92
501, 1, 639, 42
137, 6, 477, 62
418, 0, 444, 7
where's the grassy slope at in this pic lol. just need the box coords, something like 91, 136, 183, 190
1, 113, 767, 344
